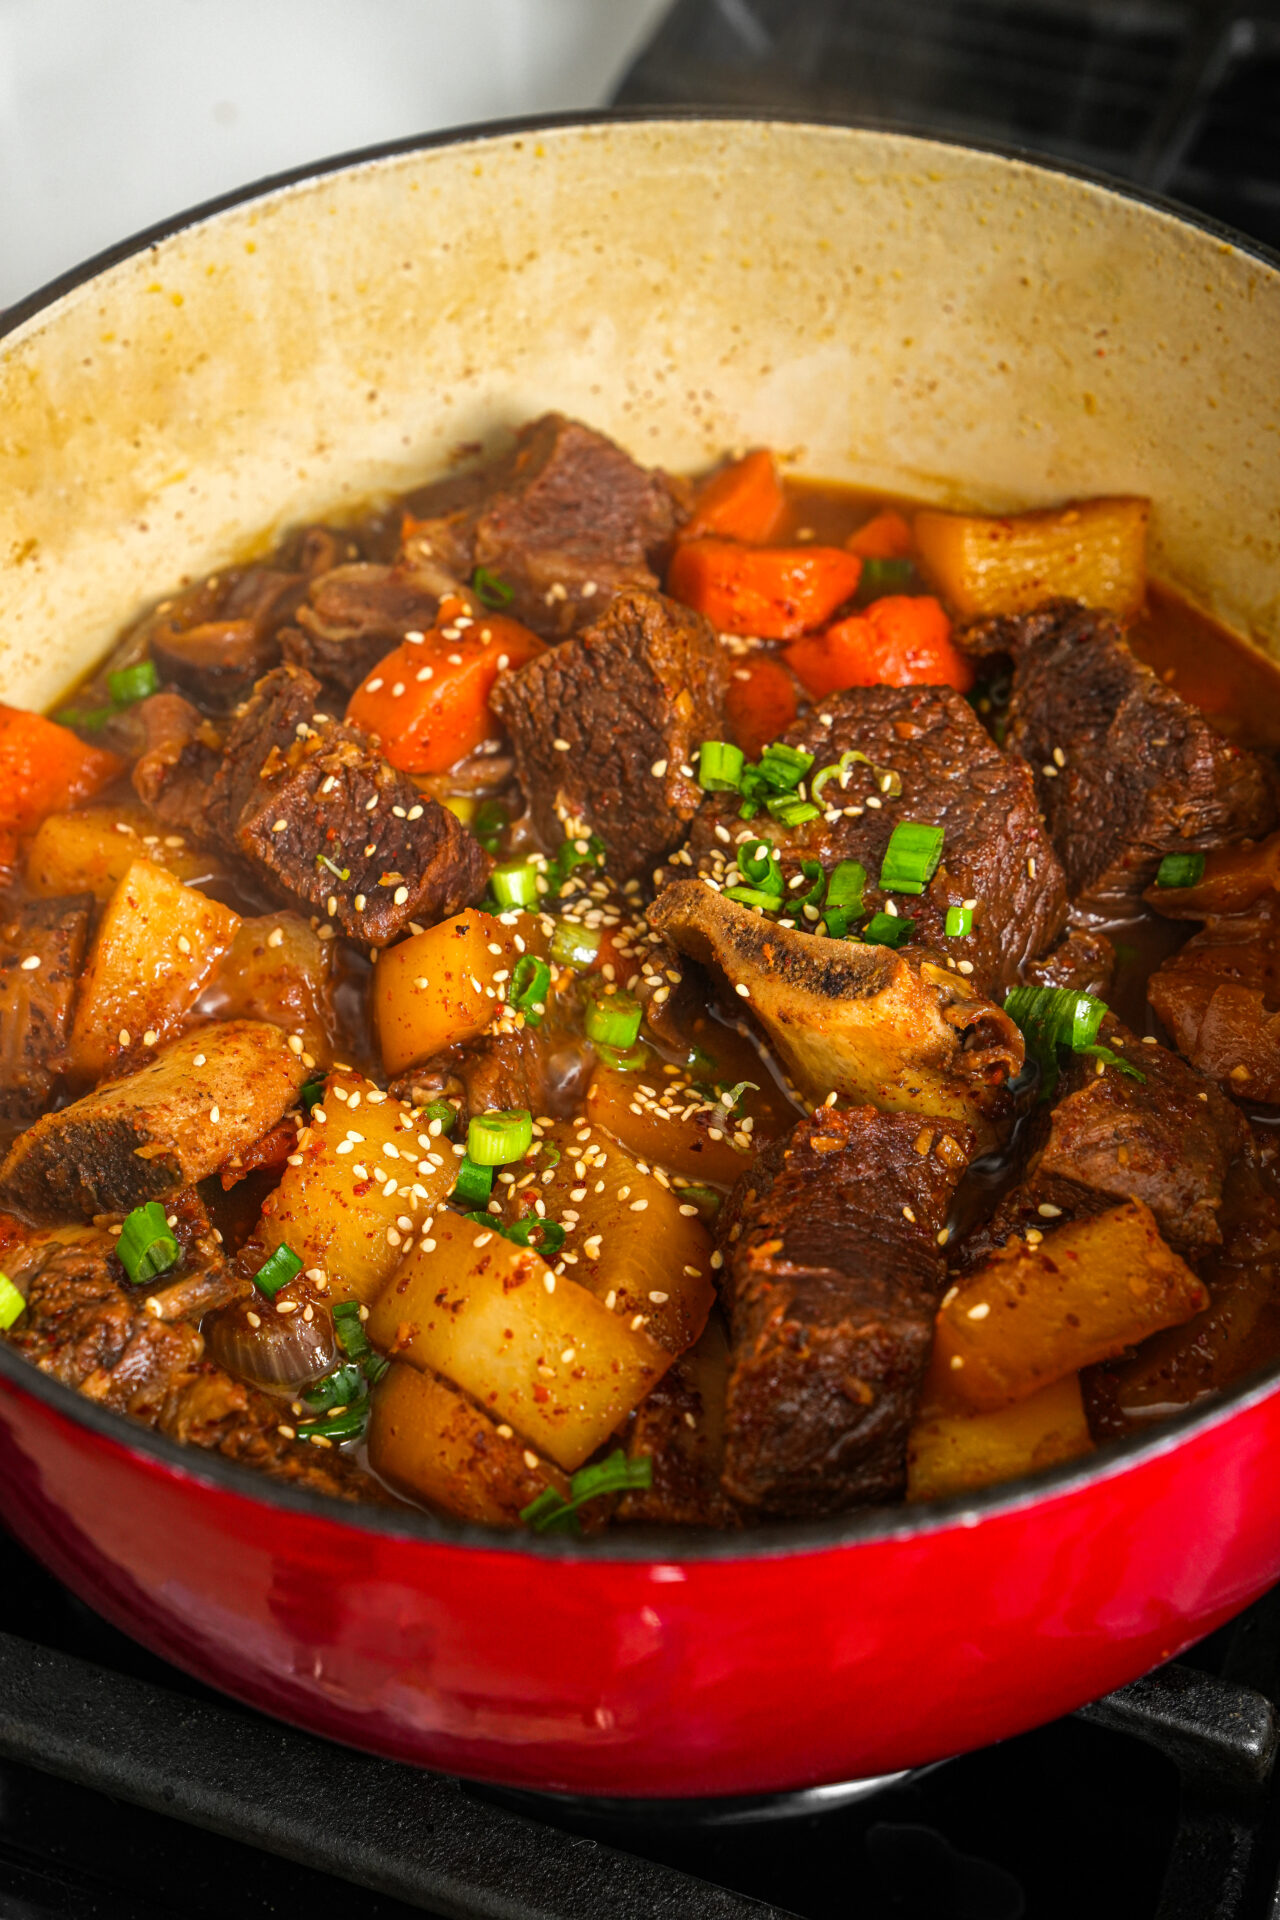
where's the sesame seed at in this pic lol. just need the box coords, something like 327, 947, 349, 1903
1053, 747, 1066, 767
287, 1035, 304, 1055
177, 935, 191, 954
648, 1290, 669, 1304
394, 886, 409, 905
366, 677, 384, 692
272, 819, 288, 833
143, 1029, 158, 1047
650, 759, 668, 778
957, 959, 974, 975
355, 894, 367, 911
193, 1053, 206, 1066
950, 1355, 965, 1370
967, 1301, 990, 1319
407, 804, 423, 820
1025, 1228, 1044, 1245
118, 1028, 130, 1047
735, 982, 750, 998
678, 1203, 698, 1217
19, 955, 40, 971
1027, 857, 1037, 878
210, 1105, 220, 1123
1141, 1035, 1159, 1046
1037, 1203, 1062, 1217
936, 1227, 950, 1246
327, 895, 337, 916
553, 739, 571, 752
523, 1450, 539, 1470
903, 1204, 916, 1222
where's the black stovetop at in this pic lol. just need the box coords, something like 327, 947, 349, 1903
0, 1518, 1278, 1920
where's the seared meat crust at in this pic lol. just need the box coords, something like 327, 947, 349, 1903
0, 895, 94, 1121
493, 589, 723, 884
683, 682, 1067, 996
718, 1106, 973, 1515
970, 601, 1277, 908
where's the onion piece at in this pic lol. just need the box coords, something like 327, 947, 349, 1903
204, 1297, 337, 1389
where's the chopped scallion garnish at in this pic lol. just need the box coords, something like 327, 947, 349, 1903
332, 1299, 385, 1378
755, 742, 814, 792
497, 1217, 567, 1256
0, 1273, 26, 1331
1003, 985, 1146, 1098
107, 659, 160, 706
766, 794, 821, 827
299, 1076, 325, 1111
738, 840, 784, 899
697, 740, 745, 792
550, 920, 602, 969
297, 1405, 368, 1444
880, 821, 945, 895
302, 1361, 367, 1413
1155, 852, 1206, 889
253, 1243, 302, 1299
520, 1448, 653, 1535
861, 911, 916, 949
467, 1109, 534, 1167
315, 852, 350, 880
945, 904, 975, 938
810, 749, 901, 803
490, 860, 540, 909
117, 1202, 181, 1288
858, 557, 916, 600
509, 954, 551, 1024
825, 860, 867, 909
585, 993, 642, 1051
472, 566, 514, 608
422, 1099, 457, 1134
472, 798, 508, 855
594, 1042, 649, 1072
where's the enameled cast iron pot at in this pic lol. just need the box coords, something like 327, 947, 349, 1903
2, 116, 1280, 1799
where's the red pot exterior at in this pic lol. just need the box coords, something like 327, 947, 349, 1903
3, 1364, 1279, 1798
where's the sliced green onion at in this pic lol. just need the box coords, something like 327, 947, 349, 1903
945, 905, 974, 938
738, 840, 784, 897
0, 1273, 26, 1331
551, 921, 602, 969
451, 1156, 502, 1209
755, 743, 814, 792
825, 860, 867, 910
880, 821, 945, 895
299, 1076, 325, 1111
548, 832, 606, 891
724, 885, 783, 912
1002, 985, 1146, 1097
509, 954, 551, 1024
490, 860, 540, 909
698, 740, 745, 792
253, 1243, 302, 1299
107, 659, 160, 706
315, 852, 350, 880
298, 1405, 368, 1444
821, 907, 858, 939
520, 1448, 654, 1535
332, 1299, 382, 1375
1155, 852, 1206, 889
795, 861, 827, 910
766, 795, 821, 827
472, 798, 508, 855
861, 912, 916, 949
585, 993, 642, 1050
422, 1099, 457, 1135
811, 749, 901, 804
672, 1181, 723, 1221
472, 566, 514, 608
719, 1079, 758, 1114
858, 557, 916, 600
303, 1361, 368, 1413
498, 1217, 568, 1256
594, 1043, 649, 1072
467, 1108, 534, 1167
55, 704, 115, 732
117, 1202, 181, 1287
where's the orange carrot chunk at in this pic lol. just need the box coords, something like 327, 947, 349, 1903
667, 539, 862, 640
683, 450, 786, 544
0, 706, 122, 842
847, 508, 913, 560
346, 595, 543, 775
724, 654, 800, 760
786, 595, 974, 697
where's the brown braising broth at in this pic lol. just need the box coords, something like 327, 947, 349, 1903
17, 460, 1280, 1511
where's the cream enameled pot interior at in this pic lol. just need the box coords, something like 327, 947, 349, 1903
2, 118, 1279, 713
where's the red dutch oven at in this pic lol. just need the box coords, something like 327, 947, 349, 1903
1, 114, 1279, 1798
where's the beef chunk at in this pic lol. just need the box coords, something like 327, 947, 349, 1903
717, 1106, 974, 1516
1023, 925, 1116, 998
147, 566, 305, 711
681, 682, 1067, 995
0, 1022, 306, 1221
617, 1317, 742, 1528
492, 589, 722, 885
0, 895, 93, 1120
281, 560, 463, 698
976, 601, 1277, 909
1148, 906, 1280, 1102
6, 1235, 374, 1501
959, 1018, 1244, 1265
131, 692, 223, 830
401, 414, 682, 639
137, 665, 488, 943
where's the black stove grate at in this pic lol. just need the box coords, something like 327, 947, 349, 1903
0, 1523, 1279, 1919
615, 0, 1280, 249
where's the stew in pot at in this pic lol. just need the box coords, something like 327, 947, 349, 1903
2, 413, 1279, 1533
